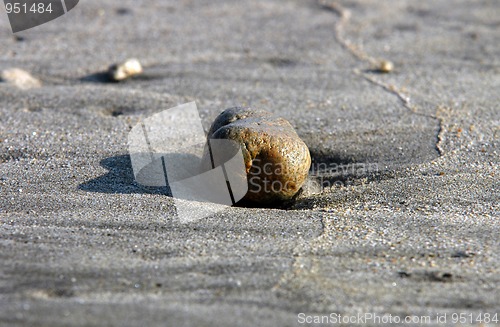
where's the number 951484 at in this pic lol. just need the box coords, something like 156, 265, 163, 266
5, 2, 53, 14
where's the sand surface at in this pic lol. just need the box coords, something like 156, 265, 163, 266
1, 0, 499, 326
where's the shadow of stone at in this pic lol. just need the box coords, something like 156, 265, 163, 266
309, 148, 361, 167
307, 148, 379, 185
363, 68, 393, 74
78, 154, 171, 195
80, 72, 115, 83
80, 71, 170, 83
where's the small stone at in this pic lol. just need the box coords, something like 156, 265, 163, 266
378, 60, 394, 73
0, 68, 41, 89
108, 58, 143, 82
206, 107, 311, 204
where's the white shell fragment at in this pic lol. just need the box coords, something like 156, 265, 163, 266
108, 58, 143, 81
0, 68, 42, 89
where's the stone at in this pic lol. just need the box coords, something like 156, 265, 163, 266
206, 107, 311, 204
108, 58, 143, 82
378, 60, 394, 73
0, 68, 41, 89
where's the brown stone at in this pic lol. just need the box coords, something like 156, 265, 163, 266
206, 107, 311, 204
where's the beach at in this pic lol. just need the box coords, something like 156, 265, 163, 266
0, 0, 499, 326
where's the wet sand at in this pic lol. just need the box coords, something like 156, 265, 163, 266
0, 0, 499, 326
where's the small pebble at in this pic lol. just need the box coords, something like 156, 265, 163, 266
0, 68, 41, 89
108, 58, 143, 82
378, 60, 394, 73
206, 107, 311, 204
